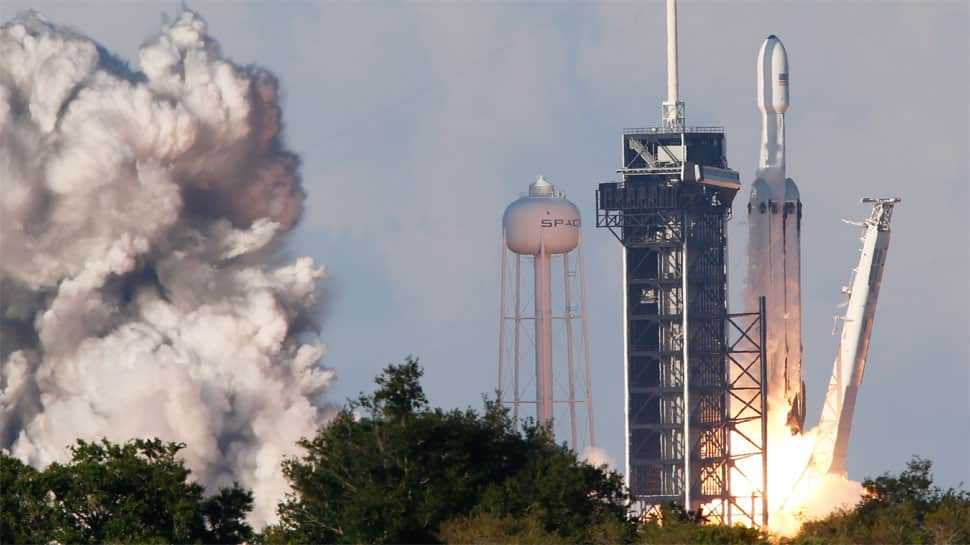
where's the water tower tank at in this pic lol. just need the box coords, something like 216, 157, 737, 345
503, 176, 580, 256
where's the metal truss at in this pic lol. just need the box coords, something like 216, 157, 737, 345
597, 129, 752, 525
703, 297, 768, 528
686, 212, 730, 510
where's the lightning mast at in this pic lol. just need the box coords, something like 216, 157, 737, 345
661, 0, 685, 131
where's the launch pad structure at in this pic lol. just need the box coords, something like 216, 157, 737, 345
596, 128, 769, 526
594, 0, 769, 527
586, 0, 900, 529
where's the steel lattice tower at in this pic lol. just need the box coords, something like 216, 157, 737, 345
597, 127, 741, 512
594, 0, 768, 525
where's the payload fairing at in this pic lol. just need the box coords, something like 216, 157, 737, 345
747, 35, 805, 433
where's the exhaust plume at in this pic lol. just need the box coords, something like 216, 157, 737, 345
0, 10, 332, 524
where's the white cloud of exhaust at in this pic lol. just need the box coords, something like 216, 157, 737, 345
0, 10, 331, 525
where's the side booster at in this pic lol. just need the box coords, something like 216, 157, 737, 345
747, 35, 805, 434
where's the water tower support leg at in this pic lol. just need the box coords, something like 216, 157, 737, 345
563, 252, 578, 448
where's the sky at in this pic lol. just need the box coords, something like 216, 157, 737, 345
3, 0, 967, 490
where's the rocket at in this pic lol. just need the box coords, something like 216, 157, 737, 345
747, 35, 805, 434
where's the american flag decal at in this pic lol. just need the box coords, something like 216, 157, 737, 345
779, 73, 789, 85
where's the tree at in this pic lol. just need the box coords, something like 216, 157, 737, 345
269, 357, 635, 544
0, 438, 254, 544
924, 494, 970, 545
437, 508, 633, 544
0, 453, 55, 543
637, 503, 767, 545
472, 423, 632, 542
436, 511, 562, 544
792, 456, 970, 544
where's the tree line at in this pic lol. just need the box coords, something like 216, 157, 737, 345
2, 357, 967, 544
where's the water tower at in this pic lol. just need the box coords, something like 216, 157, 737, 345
498, 176, 596, 451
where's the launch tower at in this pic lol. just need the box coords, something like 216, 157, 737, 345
595, 0, 768, 524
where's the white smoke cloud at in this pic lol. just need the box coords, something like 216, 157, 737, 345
0, 10, 331, 525
581, 445, 614, 470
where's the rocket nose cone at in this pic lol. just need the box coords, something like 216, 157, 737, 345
749, 178, 770, 202
784, 178, 800, 201
749, 178, 771, 214
774, 38, 788, 56
762, 34, 787, 53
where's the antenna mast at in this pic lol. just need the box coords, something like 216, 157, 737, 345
661, 0, 685, 131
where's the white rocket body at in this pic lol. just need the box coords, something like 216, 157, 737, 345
758, 35, 790, 170
747, 35, 805, 433
808, 199, 899, 476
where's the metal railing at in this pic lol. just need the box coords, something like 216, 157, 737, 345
624, 126, 724, 135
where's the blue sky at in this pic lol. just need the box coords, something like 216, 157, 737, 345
5, 0, 967, 489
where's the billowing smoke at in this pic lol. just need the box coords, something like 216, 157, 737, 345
580, 445, 614, 470
0, 10, 332, 524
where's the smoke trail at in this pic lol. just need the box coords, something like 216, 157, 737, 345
0, 10, 332, 524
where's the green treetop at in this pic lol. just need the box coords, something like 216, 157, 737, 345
0, 438, 253, 544
268, 356, 634, 544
